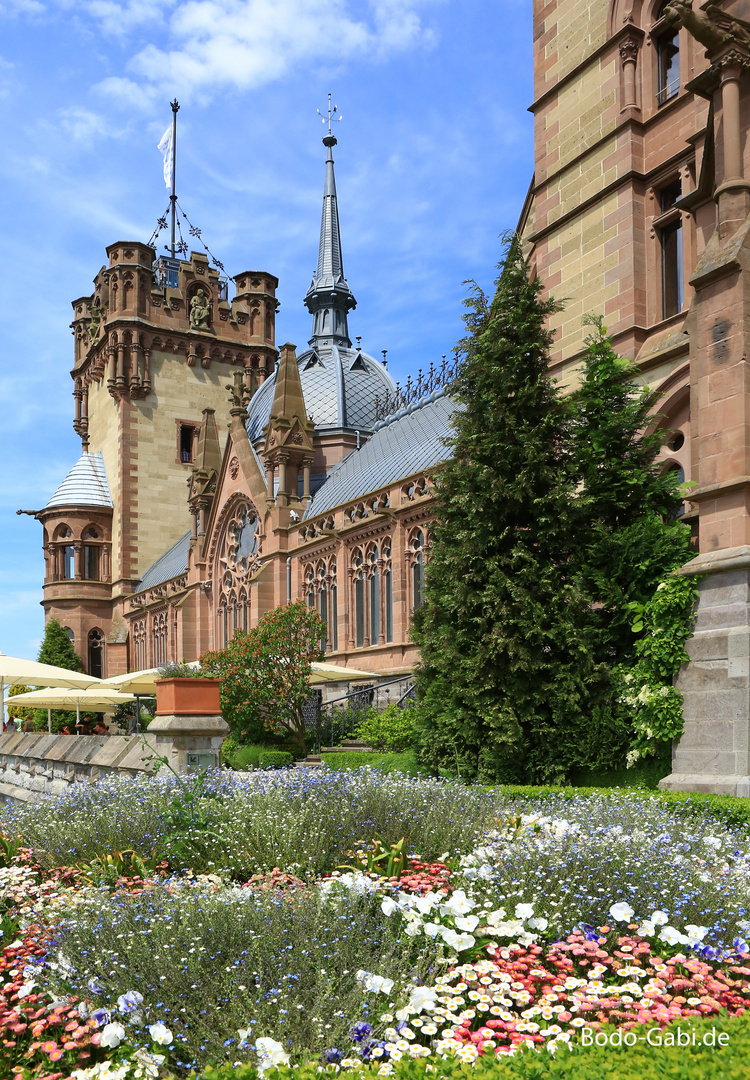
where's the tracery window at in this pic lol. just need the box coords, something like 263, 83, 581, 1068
304, 558, 338, 652
352, 549, 365, 648
216, 500, 261, 646
132, 618, 147, 671
83, 527, 100, 581
409, 529, 426, 612
88, 627, 104, 679
152, 611, 168, 667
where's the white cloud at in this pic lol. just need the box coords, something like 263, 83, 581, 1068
60, 107, 109, 141
86, 0, 175, 35
0, 0, 45, 14
93, 0, 437, 104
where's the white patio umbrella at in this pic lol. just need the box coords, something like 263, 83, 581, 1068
101, 667, 163, 734
0, 652, 106, 729
8, 686, 136, 731
308, 662, 374, 685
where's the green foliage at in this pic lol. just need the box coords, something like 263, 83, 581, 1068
6, 684, 35, 724
109, 697, 155, 734
222, 740, 295, 770
257, 750, 294, 769
413, 236, 602, 785
35, 617, 85, 732
197, 1010, 750, 1079
356, 703, 418, 751
321, 750, 424, 775
204, 602, 326, 753
37, 617, 83, 671
570, 315, 691, 666
338, 834, 408, 877
621, 570, 701, 764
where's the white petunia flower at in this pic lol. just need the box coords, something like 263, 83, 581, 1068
515, 903, 535, 920
255, 1036, 290, 1073
148, 1022, 173, 1045
99, 1022, 127, 1049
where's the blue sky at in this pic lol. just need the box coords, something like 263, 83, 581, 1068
0, 0, 533, 660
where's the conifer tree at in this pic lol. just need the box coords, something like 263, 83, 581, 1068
413, 237, 601, 783
570, 316, 692, 666
37, 618, 83, 672
36, 618, 83, 732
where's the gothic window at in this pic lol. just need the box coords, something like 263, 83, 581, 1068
152, 612, 168, 667
410, 529, 426, 612
88, 628, 104, 679
178, 423, 198, 463
382, 540, 393, 644
133, 619, 147, 671
216, 500, 261, 646
318, 564, 328, 647
63, 627, 74, 644
352, 550, 365, 648
330, 560, 338, 652
655, 2, 680, 105
368, 546, 380, 645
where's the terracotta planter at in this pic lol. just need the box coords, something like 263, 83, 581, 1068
155, 677, 222, 716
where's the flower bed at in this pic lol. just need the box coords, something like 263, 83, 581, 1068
2, 772, 750, 1078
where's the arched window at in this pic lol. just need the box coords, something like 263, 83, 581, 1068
353, 550, 365, 648
655, 1, 679, 105
369, 546, 380, 645
63, 627, 74, 644
88, 628, 104, 679
239, 589, 249, 632
330, 560, 338, 652
382, 540, 393, 643
318, 564, 328, 648
411, 530, 425, 612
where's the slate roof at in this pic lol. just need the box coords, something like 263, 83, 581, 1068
304, 391, 458, 519
137, 530, 191, 592
45, 452, 112, 509
246, 344, 396, 442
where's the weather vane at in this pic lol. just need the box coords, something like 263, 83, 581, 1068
317, 93, 342, 136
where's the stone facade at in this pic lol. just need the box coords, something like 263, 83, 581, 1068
526, 0, 750, 793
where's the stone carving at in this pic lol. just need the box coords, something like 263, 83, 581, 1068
663, 0, 750, 55
86, 302, 105, 346
190, 288, 211, 330
619, 37, 639, 62
229, 456, 240, 480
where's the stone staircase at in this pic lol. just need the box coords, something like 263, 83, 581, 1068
294, 739, 374, 768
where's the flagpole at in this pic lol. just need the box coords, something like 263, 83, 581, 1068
170, 99, 179, 259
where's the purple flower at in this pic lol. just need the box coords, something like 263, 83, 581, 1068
349, 1022, 373, 1044
117, 990, 144, 1015
91, 1008, 110, 1027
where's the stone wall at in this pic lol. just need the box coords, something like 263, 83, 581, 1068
0, 710, 229, 804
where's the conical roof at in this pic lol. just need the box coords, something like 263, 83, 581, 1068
45, 452, 112, 510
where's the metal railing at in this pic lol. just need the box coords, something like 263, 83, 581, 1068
303, 675, 415, 754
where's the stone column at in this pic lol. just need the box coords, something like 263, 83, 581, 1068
302, 458, 313, 504
715, 55, 750, 239
277, 453, 289, 507
619, 38, 639, 111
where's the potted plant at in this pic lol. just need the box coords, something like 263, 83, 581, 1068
155, 661, 222, 716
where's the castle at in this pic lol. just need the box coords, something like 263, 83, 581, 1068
27, 127, 445, 684
24, 0, 750, 793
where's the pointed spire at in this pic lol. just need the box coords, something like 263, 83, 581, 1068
304, 129, 356, 349
263, 343, 316, 507
194, 408, 222, 475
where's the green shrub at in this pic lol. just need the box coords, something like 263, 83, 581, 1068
321, 750, 424, 775
257, 750, 294, 769
356, 702, 418, 751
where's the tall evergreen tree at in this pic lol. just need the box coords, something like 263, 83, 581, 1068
36, 618, 84, 732
37, 618, 84, 672
413, 237, 602, 783
570, 316, 692, 666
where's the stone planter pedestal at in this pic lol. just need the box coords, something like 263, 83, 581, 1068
147, 712, 230, 774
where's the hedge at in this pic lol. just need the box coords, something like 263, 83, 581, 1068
257, 750, 294, 769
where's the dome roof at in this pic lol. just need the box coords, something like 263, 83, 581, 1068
246, 343, 396, 444
44, 452, 112, 510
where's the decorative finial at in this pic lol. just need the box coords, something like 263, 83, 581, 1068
356, 336, 362, 350
317, 92, 342, 137
382, 349, 388, 368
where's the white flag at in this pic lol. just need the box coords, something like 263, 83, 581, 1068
157, 125, 173, 191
